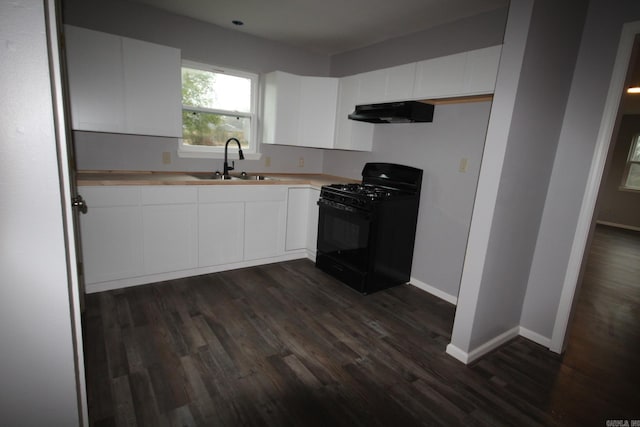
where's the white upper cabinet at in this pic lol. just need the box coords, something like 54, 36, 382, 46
413, 45, 502, 100
462, 45, 502, 95
122, 38, 182, 137
357, 62, 417, 104
298, 76, 339, 148
262, 71, 338, 149
334, 75, 374, 151
64, 25, 182, 137
263, 71, 301, 146
262, 45, 501, 152
65, 25, 126, 133
413, 52, 467, 100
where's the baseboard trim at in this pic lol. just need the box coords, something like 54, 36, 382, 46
519, 326, 552, 348
445, 343, 469, 364
446, 326, 520, 365
409, 277, 458, 305
85, 251, 308, 293
596, 220, 640, 232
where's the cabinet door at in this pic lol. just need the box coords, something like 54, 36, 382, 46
65, 25, 125, 133
356, 63, 416, 104
64, 25, 181, 137
462, 45, 502, 95
263, 72, 338, 148
285, 188, 310, 251
142, 204, 197, 274
262, 71, 301, 146
413, 52, 466, 99
245, 200, 286, 260
384, 63, 417, 101
79, 187, 142, 284
298, 77, 338, 148
306, 188, 321, 255
123, 38, 182, 137
198, 202, 244, 267
334, 75, 374, 151
357, 69, 386, 104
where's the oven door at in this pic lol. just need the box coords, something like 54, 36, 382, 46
316, 199, 371, 273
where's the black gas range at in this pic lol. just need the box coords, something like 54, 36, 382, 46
316, 163, 423, 294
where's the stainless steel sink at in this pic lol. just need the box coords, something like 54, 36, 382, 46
187, 173, 237, 180
238, 174, 273, 181
187, 173, 276, 181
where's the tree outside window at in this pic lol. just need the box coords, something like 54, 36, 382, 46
180, 63, 256, 153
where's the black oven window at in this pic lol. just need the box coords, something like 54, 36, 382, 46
318, 208, 370, 269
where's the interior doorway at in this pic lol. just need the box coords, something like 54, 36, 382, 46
551, 25, 640, 352
558, 36, 640, 398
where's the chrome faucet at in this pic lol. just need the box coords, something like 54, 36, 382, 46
223, 137, 245, 178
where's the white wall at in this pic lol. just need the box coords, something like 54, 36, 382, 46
521, 0, 640, 341
324, 102, 492, 301
448, 0, 589, 361
330, 8, 508, 77
0, 1, 81, 425
73, 131, 324, 173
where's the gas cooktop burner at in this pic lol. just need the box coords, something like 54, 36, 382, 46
325, 183, 400, 200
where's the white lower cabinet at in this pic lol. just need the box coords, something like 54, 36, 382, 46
141, 187, 197, 275
244, 187, 287, 260
285, 188, 310, 251
80, 184, 307, 290
306, 188, 320, 255
198, 202, 244, 267
285, 187, 320, 257
80, 187, 143, 284
198, 185, 286, 264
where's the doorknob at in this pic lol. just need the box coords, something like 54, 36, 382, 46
72, 195, 88, 214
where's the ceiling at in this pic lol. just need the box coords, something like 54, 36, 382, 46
126, 0, 509, 55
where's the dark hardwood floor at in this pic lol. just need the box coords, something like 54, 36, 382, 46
83, 225, 640, 426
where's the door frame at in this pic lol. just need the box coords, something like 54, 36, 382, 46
45, 0, 88, 424
550, 21, 640, 353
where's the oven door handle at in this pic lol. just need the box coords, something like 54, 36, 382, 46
317, 198, 370, 217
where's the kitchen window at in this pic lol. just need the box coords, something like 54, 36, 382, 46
622, 134, 640, 191
178, 61, 259, 158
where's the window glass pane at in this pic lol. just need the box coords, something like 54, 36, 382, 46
182, 67, 251, 113
631, 135, 640, 162
182, 111, 250, 148
625, 163, 640, 190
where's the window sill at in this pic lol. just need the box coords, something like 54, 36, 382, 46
177, 148, 262, 160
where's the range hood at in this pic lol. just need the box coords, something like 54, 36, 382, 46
348, 101, 434, 124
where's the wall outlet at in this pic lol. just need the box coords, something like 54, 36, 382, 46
162, 151, 171, 165
298, 156, 304, 168
265, 156, 271, 167
459, 157, 468, 173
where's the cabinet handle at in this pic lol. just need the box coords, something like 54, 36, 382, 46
72, 195, 88, 214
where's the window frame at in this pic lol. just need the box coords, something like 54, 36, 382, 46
621, 133, 640, 192
177, 60, 260, 159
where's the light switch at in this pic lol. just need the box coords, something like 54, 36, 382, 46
459, 158, 468, 173
298, 157, 304, 168
265, 156, 271, 167
162, 151, 171, 165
